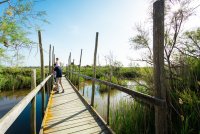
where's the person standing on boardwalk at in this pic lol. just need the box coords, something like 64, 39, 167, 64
54, 58, 64, 93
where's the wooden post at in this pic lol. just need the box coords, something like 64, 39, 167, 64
38, 30, 45, 117
82, 67, 86, 96
78, 49, 83, 90
54, 54, 56, 65
68, 52, 71, 79
153, 1, 167, 134
91, 32, 99, 106
72, 59, 75, 83
52, 46, 55, 87
31, 69, 36, 134
52, 46, 54, 72
107, 66, 112, 125
49, 45, 51, 75
47, 45, 51, 95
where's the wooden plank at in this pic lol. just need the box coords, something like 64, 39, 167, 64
0, 75, 52, 134
67, 76, 115, 134
40, 77, 111, 134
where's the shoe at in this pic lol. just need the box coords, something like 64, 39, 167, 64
61, 90, 64, 93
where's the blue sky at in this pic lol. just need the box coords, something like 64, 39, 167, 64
22, 0, 150, 66
2, 0, 200, 67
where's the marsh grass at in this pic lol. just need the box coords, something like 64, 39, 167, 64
110, 99, 155, 134
0, 67, 49, 91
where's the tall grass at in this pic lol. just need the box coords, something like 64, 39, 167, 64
0, 67, 49, 91
110, 99, 155, 134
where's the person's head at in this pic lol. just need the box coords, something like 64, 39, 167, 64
56, 58, 59, 61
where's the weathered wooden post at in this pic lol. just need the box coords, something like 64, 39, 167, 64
153, 0, 167, 134
49, 45, 51, 75
51, 46, 55, 87
38, 30, 45, 117
107, 65, 112, 125
78, 49, 83, 90
54, 54, 56, 64
48, 44, 51, 94
91, 32, 99, 107
52, 46, 54, 71
68, 52, 71, 79
82, 67, 86, 96
72, 59, 75, 83
31, 69, 36, 134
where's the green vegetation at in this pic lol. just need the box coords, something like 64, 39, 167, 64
67, 65, 140, 92
110, 100, 154, 134
79, 66, 140, 79
0, 67, 49, 92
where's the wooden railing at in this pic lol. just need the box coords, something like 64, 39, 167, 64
68, 71, 165, 107
66, 70, 166, 126
0, 70, 53, 134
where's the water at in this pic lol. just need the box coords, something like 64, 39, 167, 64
0, 89, 49, 134
78, 80, 137, 120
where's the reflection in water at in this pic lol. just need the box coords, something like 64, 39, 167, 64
79, 80, 135, 121
0, 89, 49, 134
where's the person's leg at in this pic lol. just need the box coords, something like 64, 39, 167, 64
59, 78, 64, 92
55, 78, 59, 92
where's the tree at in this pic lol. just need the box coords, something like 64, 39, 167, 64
130, 0, 200, 133
131, 0, 199, 90
0, 0, 47, 65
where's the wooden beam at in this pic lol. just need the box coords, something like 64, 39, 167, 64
91, 32, 99, 107
153, 0, 167, 134
31, 69, 36, 134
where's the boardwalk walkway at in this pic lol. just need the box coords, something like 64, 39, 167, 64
40, 77, 111, 134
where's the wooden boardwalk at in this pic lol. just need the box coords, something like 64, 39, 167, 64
40, 77, 111, 134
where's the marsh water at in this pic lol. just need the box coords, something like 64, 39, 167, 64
78, 80, 137, 121
0, 89, 49, 134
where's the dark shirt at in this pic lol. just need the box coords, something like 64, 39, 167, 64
54, 66, 62, 78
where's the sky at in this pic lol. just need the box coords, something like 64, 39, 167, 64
2, 0, 200, 67
21, 0, 150, 67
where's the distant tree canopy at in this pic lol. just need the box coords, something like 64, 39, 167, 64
0, 0, 47, 60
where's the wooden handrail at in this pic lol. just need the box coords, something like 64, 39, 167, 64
0, 75, 52, 134
67, 71, 166, 107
